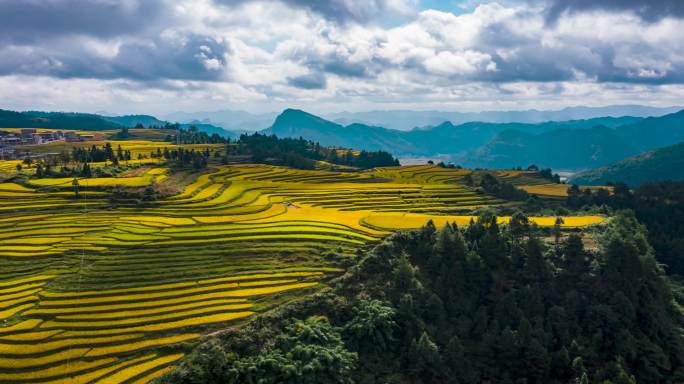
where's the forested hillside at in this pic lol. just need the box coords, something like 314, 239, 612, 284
0, 109, 235, 138
160, 211, 684, 384
570, 141, 684, 186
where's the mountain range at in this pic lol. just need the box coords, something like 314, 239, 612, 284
570, 141, 684, 186
161, 105, 680, 132
163, 110, 277, 133
3, 106, 684, 179
264, 108, 684, 171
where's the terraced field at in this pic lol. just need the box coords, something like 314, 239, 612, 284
494, 170, 612, 198
0, 163, 604, 383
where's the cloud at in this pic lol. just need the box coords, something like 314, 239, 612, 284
0, 0, 170, 44
216, 0, 416, 24
544, 0, 684, 22
0, 0, 683, 114
0, 33, 231, 81
287, 72, 327, 89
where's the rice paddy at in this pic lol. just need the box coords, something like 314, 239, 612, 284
0, 162, 605, 383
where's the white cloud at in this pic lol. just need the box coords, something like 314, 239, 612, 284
0, 0, 682, 113
423, 50, 495, 75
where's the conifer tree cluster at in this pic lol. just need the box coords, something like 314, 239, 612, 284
160, 211, 684, 384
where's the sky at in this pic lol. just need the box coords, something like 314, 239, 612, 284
1, 0, 684, 115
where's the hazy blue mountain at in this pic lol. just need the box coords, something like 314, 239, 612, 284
180, 121, 237, 139
570, 141, 684, 186
614, 109, 684, 151
454, 109, 684, 170
103, 114, 166, 127
325, 105, 677, 131
264, 109, 647, 160
163, 109, 277, 132
264, 109, 415, 153
461, 126, 639, 170
403, 117, 641, 156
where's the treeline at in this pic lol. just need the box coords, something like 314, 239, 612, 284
71, 143, 131, 164
568, 181, 684, 276
236, 133, 399, 170
0, 109, 121, 131
464, 172, 530, 201
18, 144, 133, 178
155, 147, 210, 170
160, 211, 684, 384
163, 126, 228, 144
527, 165, 562, 183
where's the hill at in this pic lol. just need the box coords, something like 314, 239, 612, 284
0, 109, 122, 130
163, 109, 277, 132
326, 105, 667, 131
263, 109, 415, 153
615, 109, 684, 151
103, 114, 167, 128
0, 109, 236, 138
570, 141, 684, 186
462, 125, 639, 170
160, 211, 684, 384
458, 109, 684, 170
264, 109, 644, 162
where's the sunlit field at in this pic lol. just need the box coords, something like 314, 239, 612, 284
0, 162, 605, 383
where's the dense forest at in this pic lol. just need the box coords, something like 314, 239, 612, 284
568, 181, 684, 277
163, 126, 229, 144
236, 133, 399, 169
159, 209, 684, 384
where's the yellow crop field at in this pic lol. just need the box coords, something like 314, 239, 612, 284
0, 284, 43, 297
57, 302, 253, 321
29, 176, 154, 188
0, 161, 606, 383
25, 298, 248, 315
55, 311, 255, 337
0, 294, 39, 310
0, 303, 34, 321
38, 354, 154, 384
363, 213, 605, 230
0, 333, 144, 355
85, 334, 198, 357
0, 357, 118, 381
94, 353, 184, 384
130, 365, 177, 384
0, 319, 43, 334
0, 347, 88, 369
0, 329, 63, 342
519, 183, 613, 198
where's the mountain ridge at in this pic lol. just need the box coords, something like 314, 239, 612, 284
0, 109, 236, 138
569, 141, 684, 186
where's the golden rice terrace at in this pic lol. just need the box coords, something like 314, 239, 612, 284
0, 162, 604, 383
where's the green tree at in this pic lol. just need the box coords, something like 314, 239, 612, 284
409, 332, 442, 380
72, 178, 79, 198
509, 211, 530, 240
392, 253, 422, 296
227, 316, 357, 384
343, 299, 397, 354
553, 216, 565, 245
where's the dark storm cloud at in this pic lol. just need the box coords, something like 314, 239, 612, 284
287, 72, 327, 89
545, 0, 684, 22
215, 0, 406, 23
0, 0, 170, 44
0, 33, 230, 81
